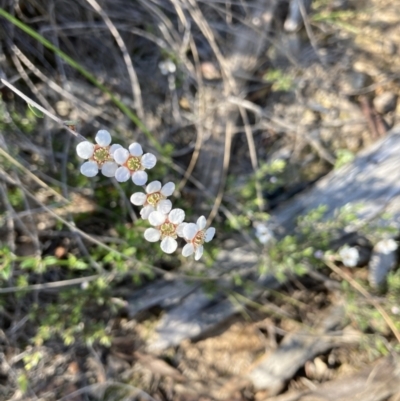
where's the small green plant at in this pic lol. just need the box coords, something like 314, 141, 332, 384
32, 278, 112, 346
263, 69, 294, 92
334, 149, 355, 169
227, 159, 286, 231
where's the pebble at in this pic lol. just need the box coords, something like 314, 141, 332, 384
373, 92, 397, 114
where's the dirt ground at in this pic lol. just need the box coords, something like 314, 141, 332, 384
1, 0, 400, 400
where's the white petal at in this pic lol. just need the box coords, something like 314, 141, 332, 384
113, 148, 130, 164
76, 141, 94, 159
144, 228, 161, 242
80, 161, 99, 177
141, 153, 157, 169
129, 142, 143, 156
140, 205, 155, 220
146, 180, 161, 194
109, 144, 122, 155
132, 171, 148, 186
205, 227, 215, 243
149, 211, 167, 226
183, 223, 198, 240
169, 208, 185, 225
197, 216, 207, 230
130, 192, 147, 206
182, 243, 194, 257
157, 199, 172, 214
176, 223, 187, 237
195, 246, 204, 261
115, 166, 131, 182
161, 182, 175, 197
95, 130, 111, 146
160, 237, 178, 254
101, 161, 118, 177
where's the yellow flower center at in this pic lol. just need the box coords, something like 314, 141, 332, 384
126, 156, 141, 172
160, 222, 176, 239
193, 230, 205, 247
92, 146, 111, 166
147, 192, 162, 206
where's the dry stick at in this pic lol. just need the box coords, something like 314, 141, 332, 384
239, 105, 265, 212
324, 259, 400, 344
177, 36, 205, 192
0, 78, 85, 141
84, 0, 144, 119
208, 119, 233, 224
297, 0, 326, 66
0, 275, 103, 294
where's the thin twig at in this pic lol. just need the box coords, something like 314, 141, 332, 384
0, 78, 85, 140
84, 0, 144, 119
239, 105, 265, 211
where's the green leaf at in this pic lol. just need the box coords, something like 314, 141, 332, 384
27, 103, 44, 118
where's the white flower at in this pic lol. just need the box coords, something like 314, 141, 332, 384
254, 222, 274, 245
375, 238, 398, 254
144, 208, 186, 254
76, 130, 121, 177
113, 143, 157, 185
182, 216, 215, 261
159, 59, 176, 75
339, 246, 359, 267
130, 181, 175, 220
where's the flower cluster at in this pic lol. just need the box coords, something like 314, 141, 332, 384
76, 130, 215, 259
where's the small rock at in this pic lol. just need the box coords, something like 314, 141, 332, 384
200, 62, 221, 80
373, 92, 398, 114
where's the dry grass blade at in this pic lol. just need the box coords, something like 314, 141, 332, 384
0, 79, 85, 140
84, 0, 144, 119
0, 147, 69, 204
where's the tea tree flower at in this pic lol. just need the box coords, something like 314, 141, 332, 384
76, 130, 121, 177
339, 245, 359, 267
375, 238, 398, 254
182, 216, 215, 260
159, 59, 176, 75
114, 143, 157, 185
144, 209, 186, 254
254, 222, 274, 245
130, 181, 175, 220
